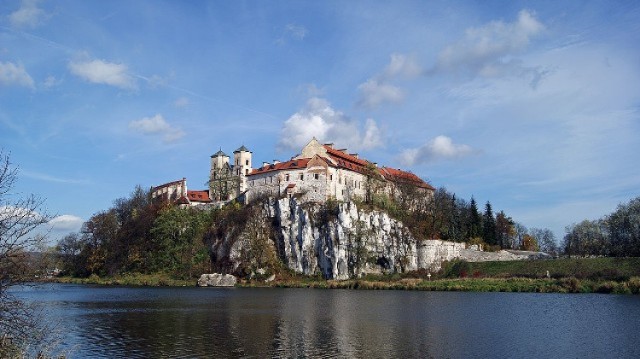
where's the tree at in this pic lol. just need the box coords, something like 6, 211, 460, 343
482, 201, 496, 245
520, 234, 539, 251
0, 151, 51, 355
495, 211, 515, 249
563, 220, 608, 257
530, 228, 557, 255
467, 197, 482, 240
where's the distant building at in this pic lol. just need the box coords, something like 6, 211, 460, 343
150, 178, 211, 207
151, 138, 433, 207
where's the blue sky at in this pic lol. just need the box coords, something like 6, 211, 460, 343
1, 0, 639, 243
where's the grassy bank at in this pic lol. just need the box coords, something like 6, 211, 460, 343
54, 273, 193, 287
463, 257, 640, 280
239, 276, 640, 294
51, 257, 640, 294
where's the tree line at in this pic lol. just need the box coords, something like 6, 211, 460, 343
369, 185, 558, 254
54, 183, 566, 279
56, 186, 214, 279
563, 197, 640, 257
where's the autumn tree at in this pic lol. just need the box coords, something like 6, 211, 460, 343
529, 227, 557, 255
495, 211, 515, 249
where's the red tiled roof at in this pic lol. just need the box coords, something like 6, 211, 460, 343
380, 167, 434, 190
249, 158, 311, 176
285, 183, 296, 189
323, 146, 369, 167
187, 190, 211, 203
248, 145, 433, 191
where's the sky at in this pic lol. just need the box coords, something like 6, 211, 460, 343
1, 0, 639, 243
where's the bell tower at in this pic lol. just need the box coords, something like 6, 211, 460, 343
233, 145, 252, 192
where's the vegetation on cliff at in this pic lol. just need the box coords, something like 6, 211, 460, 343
52, 182, 640, 289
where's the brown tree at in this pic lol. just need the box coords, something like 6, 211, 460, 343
0, 151, 51, 355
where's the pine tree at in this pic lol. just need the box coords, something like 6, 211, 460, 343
483, 201, 497, 245
468, 197, 482, 240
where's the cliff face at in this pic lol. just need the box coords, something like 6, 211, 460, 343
213, 197, 464, 280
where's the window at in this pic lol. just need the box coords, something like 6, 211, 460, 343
314, 173, 319, 180
330, 175, 333, 181
245, 169, 249, 175
299, 174, 304, 180
245, 160, 249, 165
285, 174, 290, 181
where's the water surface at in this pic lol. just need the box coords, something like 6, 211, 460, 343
15, 284, 640, 358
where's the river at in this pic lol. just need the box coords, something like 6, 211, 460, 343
12, 283, 640, 358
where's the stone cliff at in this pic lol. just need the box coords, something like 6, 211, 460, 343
210, 197, 465, 280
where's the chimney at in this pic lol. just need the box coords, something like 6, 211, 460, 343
262, 162, 270, 167
273, 159, 281, 165
337, 148, 347, 153
350, 153, 359, 158
324, 143, 334, 149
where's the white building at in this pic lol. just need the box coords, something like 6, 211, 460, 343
246, 138, 434, 203
152, 138, 434, 207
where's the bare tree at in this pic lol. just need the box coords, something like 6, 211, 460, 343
0, 150, 51, 355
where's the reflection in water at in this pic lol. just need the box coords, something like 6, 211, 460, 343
14, 284, 640, 358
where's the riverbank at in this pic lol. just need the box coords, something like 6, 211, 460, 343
54, 273, 193, 287
239, 276, 640, 294
52, 257, 640, 294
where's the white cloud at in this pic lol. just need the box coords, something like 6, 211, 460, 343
279, 97, 383, 152
68, 59, 136, 89
399, 136, 475, 166
432, 9, 545, 83
357, 53, 422, 109
0, 61, 35, 88
382, 53, 423, 80
9, 0, 47, 28
357, 79, 404, 109
129, 114, 185, 143
42, 75, 59, 88
48, 215, 83, 232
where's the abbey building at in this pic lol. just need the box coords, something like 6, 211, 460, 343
151, 138, 434, 207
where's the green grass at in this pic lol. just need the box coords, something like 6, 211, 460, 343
54, 273, 193, 287
238, 276, 640, 294
463, 257, 640, 280
52, 257, 640, 294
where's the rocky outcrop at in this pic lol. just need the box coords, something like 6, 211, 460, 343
215, 198, 463, 280
197, 273, 237, 287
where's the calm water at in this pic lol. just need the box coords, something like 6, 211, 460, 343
13, 284, 640, 358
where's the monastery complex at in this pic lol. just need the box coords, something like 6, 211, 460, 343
151, 138, 434, 207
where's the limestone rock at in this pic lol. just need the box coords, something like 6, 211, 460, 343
197, 273, 237, 287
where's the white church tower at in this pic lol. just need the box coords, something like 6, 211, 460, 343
233, 145, 252, 193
